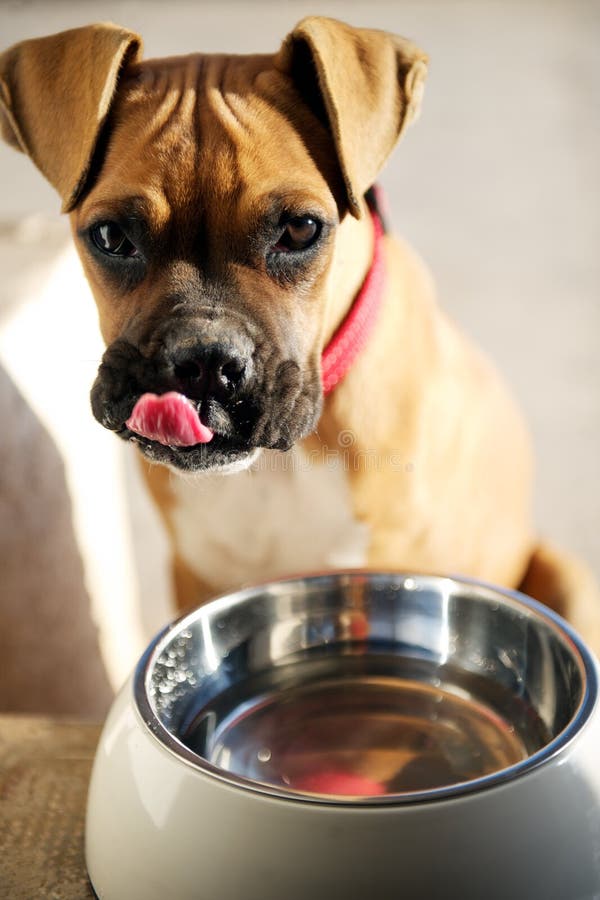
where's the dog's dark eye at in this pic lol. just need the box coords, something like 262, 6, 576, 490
90, 222, 137, 257
272, 216, 321, 253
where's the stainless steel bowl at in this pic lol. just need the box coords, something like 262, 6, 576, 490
86, 573, 600, 899
135, 572, 593, 803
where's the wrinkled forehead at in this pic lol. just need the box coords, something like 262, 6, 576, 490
76, 52, 343, 229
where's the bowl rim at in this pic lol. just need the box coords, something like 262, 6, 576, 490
133, 571, 599, 807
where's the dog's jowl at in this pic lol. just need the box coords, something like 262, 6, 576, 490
2, 17, 598, 649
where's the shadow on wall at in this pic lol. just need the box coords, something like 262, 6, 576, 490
0, 362, 112, 716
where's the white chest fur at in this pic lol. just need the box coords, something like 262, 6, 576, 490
169, 447, 369, 593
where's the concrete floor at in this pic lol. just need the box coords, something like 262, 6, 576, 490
0, 0, 599, 703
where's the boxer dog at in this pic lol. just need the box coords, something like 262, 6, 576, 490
1, 18, 598, 650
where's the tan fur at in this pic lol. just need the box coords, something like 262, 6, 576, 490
141, 461, 215, 604
275, 18, 427, 216
0, 24, 141, 211
520, 542, 600, 652
1, 19, 599, 657
319, 216, 535, 588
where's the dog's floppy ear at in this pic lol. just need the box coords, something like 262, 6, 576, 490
276, 17, 427, 218
0, 24, 142, 212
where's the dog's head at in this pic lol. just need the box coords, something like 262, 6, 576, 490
0, 19, 426, 472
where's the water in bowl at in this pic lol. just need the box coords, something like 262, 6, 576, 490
181, 652, 546, 798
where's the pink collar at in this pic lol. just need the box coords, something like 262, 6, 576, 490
321, 203, 386, 395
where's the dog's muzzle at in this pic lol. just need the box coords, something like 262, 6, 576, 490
90, 317, 322, 472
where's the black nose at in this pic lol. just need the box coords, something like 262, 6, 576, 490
172, 343, 250, 402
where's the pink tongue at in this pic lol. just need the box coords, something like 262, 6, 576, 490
126, 392, 214, 446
